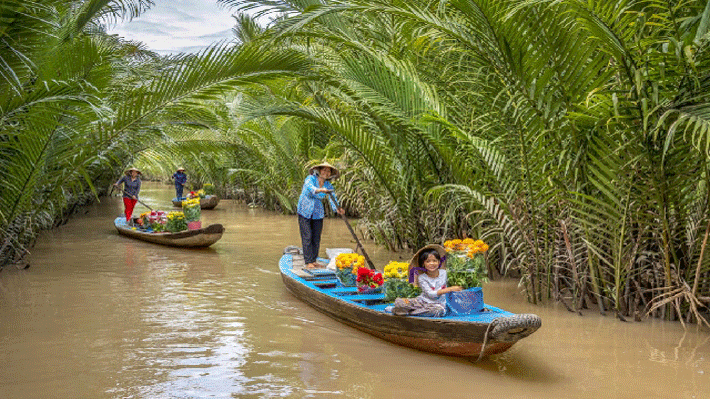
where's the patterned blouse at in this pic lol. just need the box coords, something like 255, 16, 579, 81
417, 270, 448, 305
115, 175, 141, 199
171, 172, 187, 186
296, 175, 338, 219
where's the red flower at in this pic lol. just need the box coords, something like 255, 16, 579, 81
355, 267, 383, 288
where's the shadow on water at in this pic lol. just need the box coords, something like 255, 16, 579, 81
470, 351, 564, 384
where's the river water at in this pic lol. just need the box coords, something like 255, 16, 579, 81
0, 183, 708, 399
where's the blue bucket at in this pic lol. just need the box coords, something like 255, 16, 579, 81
446, 287, 484, 315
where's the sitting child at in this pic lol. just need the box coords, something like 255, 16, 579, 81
391, 244, 462, 317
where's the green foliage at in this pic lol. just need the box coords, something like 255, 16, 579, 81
446, 254, 488, 289
203, 184, 216, 195
165, 213, 187, 232
4, 0, 710, 325
383, 279, 422, 302
150, 222, 165, 232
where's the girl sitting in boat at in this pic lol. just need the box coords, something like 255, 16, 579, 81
391, 244, 462, 317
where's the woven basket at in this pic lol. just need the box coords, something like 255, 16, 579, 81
446, 287, 484, 315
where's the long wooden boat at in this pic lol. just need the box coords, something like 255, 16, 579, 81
172, 195, 220, 210
279, 247, 541, 358
114, 217, 224, 248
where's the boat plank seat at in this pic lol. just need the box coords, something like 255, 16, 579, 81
312, 279, 339, 287
330, 287, 359, 294
290, 268, 314, 278
305, 268, 336, 277
342, 293, 385, 302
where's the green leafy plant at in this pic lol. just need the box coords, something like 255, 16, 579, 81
383, 279, 421, 303
446, 254, 488, 289
203, 184, 216, 195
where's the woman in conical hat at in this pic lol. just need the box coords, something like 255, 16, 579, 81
114, 168, 142, 223
171, 167, 188, 200
296, 161, 345, 268
308, 161, 340, 180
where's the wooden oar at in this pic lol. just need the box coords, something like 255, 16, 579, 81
327, 192, 376, 270
116, 187, 154, 211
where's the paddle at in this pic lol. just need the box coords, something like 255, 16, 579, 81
327, 191, 376, 270
115, 186, 154, 211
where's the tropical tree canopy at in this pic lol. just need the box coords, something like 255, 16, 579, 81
2, 0, 710, 326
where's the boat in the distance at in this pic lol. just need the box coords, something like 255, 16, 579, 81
279, 246, 541, 358
114, 217, 224, 248
172, 195, 219, 210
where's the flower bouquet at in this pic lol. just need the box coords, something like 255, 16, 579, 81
382, 279, 421, 303
146, 210, 167, 232
383, 261, 408, 280
138, 212, 150, 228
443, 238, 490, 314
182, 198, 201, 222
382, 260, 421, 302
165, 211, 188, 232
443, 238, 489, 289
334, 253, 364, 287
356, 267, 384, 294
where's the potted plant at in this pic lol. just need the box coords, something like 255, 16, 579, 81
443, 238, 490, 314
335, 253, 364, 286
182, 197, 201, 229
165, 211, 188, 232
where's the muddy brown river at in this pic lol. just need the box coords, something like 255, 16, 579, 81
1, 183, 708, 398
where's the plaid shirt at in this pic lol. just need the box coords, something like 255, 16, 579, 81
296, 175, 338, 219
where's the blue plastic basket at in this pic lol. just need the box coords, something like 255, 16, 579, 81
446, 287, 484, 315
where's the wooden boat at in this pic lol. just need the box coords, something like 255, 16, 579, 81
279, 247, 542, 358
114, 217, 224, 248
172, 195, 220, 210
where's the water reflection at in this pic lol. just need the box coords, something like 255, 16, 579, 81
0, 182, 708, 398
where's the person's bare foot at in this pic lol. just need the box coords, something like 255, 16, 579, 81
305, 263, 316, 269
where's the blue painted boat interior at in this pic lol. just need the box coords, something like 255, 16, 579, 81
280, 253, 514, 323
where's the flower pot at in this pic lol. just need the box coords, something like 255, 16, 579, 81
446, 287, 484, 315
187, 221, 202, 230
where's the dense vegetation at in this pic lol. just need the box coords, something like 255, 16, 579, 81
2, 0, 710, 326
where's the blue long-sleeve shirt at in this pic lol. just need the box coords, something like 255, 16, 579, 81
296, 175, 338, 219
115, 175, 141, 199
171, 171, 187, 186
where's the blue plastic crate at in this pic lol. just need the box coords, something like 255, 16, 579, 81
446, 287, 484, 315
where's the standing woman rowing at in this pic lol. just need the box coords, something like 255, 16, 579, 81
114, 167, 142, 223
297, 162, 345, 269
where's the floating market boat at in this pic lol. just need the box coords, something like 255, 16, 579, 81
172, 195, 220, 210
279, 246, 542, 358
114, 217, 224, 248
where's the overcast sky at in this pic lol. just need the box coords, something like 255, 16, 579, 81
108, 0, 241, 55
